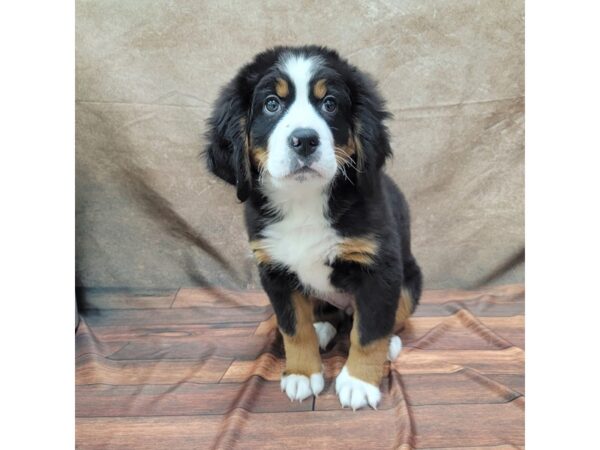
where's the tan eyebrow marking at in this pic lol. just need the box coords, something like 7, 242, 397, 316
313, 78, 327, 99
275, 77, 289, 98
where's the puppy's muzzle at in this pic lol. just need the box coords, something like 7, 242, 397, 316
289, 128, 320, 159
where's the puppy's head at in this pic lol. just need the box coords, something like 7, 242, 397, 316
205, 46, 391, 201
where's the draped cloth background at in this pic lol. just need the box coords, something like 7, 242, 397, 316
76, 0, 524, 292
76, 1, 524, 448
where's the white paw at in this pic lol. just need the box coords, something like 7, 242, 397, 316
313, 321, 337, 350
387, 335, 402, 361
281, 372, 324, 401
335, 366, 381, 410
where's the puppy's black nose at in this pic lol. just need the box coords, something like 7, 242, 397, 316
289, 128, 319, 157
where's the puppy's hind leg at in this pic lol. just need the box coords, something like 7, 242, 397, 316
387, 267, 421, 362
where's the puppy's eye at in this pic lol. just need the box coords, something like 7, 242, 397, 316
264, 96, 281, 113
322, 96, 337, 113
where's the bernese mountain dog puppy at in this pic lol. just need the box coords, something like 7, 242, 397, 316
205, 46, 422, 410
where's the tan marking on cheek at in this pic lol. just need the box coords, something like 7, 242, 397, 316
250, 146, 268, 171
249, 239, 271, 265
337, 235, 379, 265
346, 310, 390, 386
313, 78, 327, 99
275, 78, 289, 98
334, 137, 357, 169
345, 134, 357, 157
280, 292, 322, 376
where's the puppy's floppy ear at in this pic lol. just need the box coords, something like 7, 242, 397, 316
350, 72, 392, 195
205, 74, 253, 202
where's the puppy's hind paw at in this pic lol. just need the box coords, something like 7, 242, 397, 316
313, 321, 337, 350
387, 335, 402, 361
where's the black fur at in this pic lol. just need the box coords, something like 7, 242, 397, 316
205, 46, 422, 346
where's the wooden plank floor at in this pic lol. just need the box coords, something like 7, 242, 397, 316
76, 284, 524, 449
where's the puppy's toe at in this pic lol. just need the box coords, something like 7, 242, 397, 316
281, 372, 324, 401
313, 321, 337, 350
387, 335, 402, 361
309, 372, 325, 395
335, 366, 381, 410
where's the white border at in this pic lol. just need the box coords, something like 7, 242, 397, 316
0, 2, 74, 448
2, 1, 600, 447
527, 1, 600, 447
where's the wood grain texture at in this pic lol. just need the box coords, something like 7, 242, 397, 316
76, 284, 524, 449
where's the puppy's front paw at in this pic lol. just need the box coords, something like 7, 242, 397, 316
335, 366, 381, 410
281, 372, 324, 402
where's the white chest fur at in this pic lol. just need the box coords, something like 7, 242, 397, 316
260, 181, 341, 294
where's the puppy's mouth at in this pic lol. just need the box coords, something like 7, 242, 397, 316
286, 166, 319, 178
285, 166, 322, 183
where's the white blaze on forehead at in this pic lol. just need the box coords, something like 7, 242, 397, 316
280, 54, 319, 111
265, 54, 337, 182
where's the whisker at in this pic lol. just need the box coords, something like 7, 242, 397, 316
334, 147, 362, 173
333, 152, 355, 186
339, 165, 354, 185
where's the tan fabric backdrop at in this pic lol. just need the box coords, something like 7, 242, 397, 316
75, 0, 524, 291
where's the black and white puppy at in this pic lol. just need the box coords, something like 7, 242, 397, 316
205, 46, 422, 410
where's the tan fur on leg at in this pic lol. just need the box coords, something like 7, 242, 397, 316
280, 292, 322, 376
346, 311, 390, 386
347, 289, 416, 386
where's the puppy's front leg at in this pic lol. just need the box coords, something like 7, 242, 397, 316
280, 291, 324, 401
335, 312, 390, 410
259, 269, 323, 401
335, 283, 402, 410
